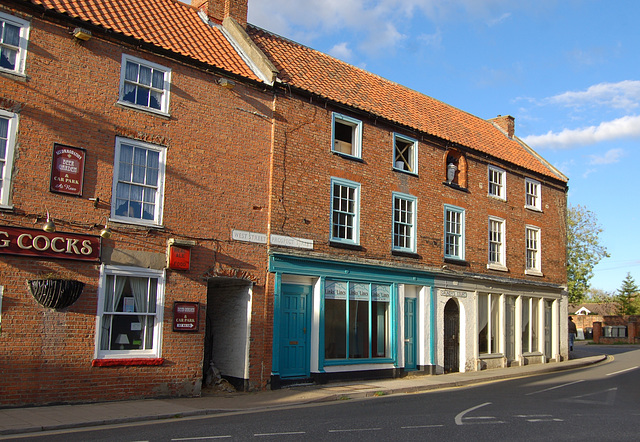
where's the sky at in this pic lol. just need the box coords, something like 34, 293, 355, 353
186, 1, 640, 294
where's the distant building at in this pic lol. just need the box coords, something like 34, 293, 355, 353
0, 0, 568, 407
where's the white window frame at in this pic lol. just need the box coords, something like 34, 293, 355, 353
478, 293, 502, 355
488, 216, 507, 271
525, 178, 541, 211
94, 265, 165, 360
393, 133, 418, 174
444, 204, 465, 260
118, 54, 171, 115
0, 109, 18, 207
111, 137, 166, 227
392, 192, 417, 253
332, 113, 362, 158
330, 177, 360, 245
488, 165, 506, 200
525, 225, 542, 275
521, 296, 540, 353
0, 11, 30, 76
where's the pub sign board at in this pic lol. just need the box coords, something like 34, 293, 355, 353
173, 301, 199, 332
50, 144, 86, 196
0, 225, 101, 262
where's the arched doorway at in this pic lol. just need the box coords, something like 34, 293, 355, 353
444, 298, 460, 373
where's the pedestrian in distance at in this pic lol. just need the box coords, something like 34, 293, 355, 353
568, 316, 577, 352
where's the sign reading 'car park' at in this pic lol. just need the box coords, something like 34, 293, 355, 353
0, 225, 101, 262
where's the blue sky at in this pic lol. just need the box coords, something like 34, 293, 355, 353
189, 1, 640, 294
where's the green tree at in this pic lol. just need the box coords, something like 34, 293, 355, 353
615, 272, 640, 315
584, 287, 615, 303
566, 205, 609, 303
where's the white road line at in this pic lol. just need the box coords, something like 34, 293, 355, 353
401, 425, 445, 429
172, 436, 232, 441
605, 366, 639, 376
515, 415, 552, 418
328, 428, 382, 433
254, 432, 306, 437
527, 418, 564, 422
455, 402, 505, 426
525, 380, 584, 396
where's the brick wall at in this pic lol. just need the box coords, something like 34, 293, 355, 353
0, 6, 272, 406
268, 91, 567, 286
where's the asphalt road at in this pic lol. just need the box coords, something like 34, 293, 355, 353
14, 344, 640, 441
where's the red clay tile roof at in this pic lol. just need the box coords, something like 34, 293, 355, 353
247, 26, 566, 182
27, 0, 259, 80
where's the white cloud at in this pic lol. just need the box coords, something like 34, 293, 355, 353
328, 42, 353, 62
522, 115, 640, 149
589, 148, 625, 165
546, 80, 640, 112
248, 0, 529, 56
487, 12, 511, 27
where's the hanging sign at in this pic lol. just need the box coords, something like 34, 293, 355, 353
173, 302, 200, 332
50, 144, 86, 196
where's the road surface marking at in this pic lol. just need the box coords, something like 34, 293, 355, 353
525, 380, 583, 396
254, 432, 306, 437
605, 366, 638, 376
455, 402, 505, 425
172, 437, 232, 441
527, 418, 564, 422
559, 387, 617, 405
401, 425, 445, 429
328, 428, 381, 433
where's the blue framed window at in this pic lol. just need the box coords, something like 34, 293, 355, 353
330, 177, 360, 244
392, 192, 416, 252
393, 133, 418, 174
444, 204, 465, 260
324, 280, 391, 362
332, 113, 362, 158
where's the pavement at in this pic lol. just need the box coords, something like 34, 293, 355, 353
0, 342, 608, 437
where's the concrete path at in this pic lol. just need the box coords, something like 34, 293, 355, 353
0, 350, 607, 436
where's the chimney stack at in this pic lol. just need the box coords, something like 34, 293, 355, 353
193, 0, 248, 28
489, 115, 515, 139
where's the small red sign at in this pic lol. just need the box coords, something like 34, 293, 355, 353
50, 144, 86, 196
173, 302, 199, 332
0, 225, 100, 261
168, 245, 190, 270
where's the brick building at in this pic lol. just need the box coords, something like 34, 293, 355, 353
0, 0, 568, 407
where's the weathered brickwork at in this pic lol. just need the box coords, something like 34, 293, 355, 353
269, 93, 567, 286
0, 5, 272, 406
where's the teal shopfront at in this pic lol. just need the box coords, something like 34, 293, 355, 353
269, 253, 436, 387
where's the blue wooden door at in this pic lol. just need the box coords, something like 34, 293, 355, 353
404, 297, 417, 371
279, 284, 311, 378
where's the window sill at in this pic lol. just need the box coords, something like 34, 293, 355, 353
487, 194, 507, 202
479, 353, 504, 360
0, 69, 27, 80
487, 263, 509, 272
92, 358, 164, 367
109, 217, 165, 230
525, 269, 544, 277
332, 151, 364, 162
393, 167, 418, 177
392, 250, 421, 259
329, 241, 363, 251
525, 205, 543, 213
442, 182, 469, 192
444, 257, 468, 266
116, 100, 170, 119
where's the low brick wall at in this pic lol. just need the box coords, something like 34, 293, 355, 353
593, 317, 640, 344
